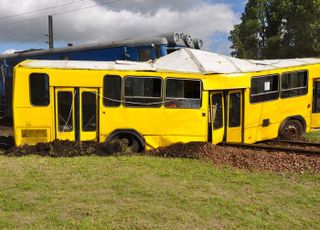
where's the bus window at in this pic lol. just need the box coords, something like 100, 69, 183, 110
124, 76, 162, 107
29, 73, 49, 106
103, 75, 121, 107
57, 91, 73, 132
313, 81, 320, 113
229, 93, 241, 127
165, 79, 201, 108
281, 70, 308, 98
250, 74, 279, 103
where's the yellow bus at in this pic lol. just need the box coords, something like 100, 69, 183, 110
12, 49, 320, 151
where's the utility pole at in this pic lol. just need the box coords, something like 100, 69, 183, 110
48, 15, 54, 49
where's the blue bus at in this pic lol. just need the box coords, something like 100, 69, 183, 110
0, 32, 203, 121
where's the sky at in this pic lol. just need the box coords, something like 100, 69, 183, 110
0, 0, 247, 55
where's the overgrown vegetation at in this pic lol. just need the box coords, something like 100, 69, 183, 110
0, 156, 319, 229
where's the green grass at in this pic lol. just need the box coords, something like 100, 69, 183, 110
305, 130, 320, 142
0, 156, 319, 229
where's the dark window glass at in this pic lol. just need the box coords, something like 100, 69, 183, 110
313, 81, 320, 113
165, 79, 201, 108
30, 73, 49, 106
250, 75, 279, 103
211, 93, 223, 130
103, 75, 121, 107
139, 48, 151, 61
82, 92, 97, 131
57, 91, 73, 132
229, 93, 241, 127
281, 71, 308, 98
124, 76, 162, 107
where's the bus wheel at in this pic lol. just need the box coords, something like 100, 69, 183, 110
280, 120, 304, 140
111, 134, 141, 153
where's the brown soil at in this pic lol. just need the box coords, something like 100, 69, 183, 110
1, 140, 320, 174
2, 139, 132, 157
147, 142, 320, 174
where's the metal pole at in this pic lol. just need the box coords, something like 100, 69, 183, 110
48, 15, 54, 49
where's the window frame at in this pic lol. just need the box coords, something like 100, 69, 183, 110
250, 74, 280, 104
29, 73, 50, 107
280, 70, 308, 99
164, 78, 202, 109
123, 75, 163, 107
103, 75, 122, 107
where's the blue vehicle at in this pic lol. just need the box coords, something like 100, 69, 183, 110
0, 32, 203, 121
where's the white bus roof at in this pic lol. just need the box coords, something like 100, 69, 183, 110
155, 49, 320, 74
18, 48, 320, 74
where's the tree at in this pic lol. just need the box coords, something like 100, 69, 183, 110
229, 0, 320, 59
229, 0, 267, 59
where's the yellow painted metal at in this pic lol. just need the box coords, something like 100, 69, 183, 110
12, 60, 320, 147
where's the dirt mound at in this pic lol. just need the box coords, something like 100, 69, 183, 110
146, 142, 320, 173
3, 139, 132, 157
0, 136, 15, 150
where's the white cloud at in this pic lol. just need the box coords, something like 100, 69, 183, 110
0, 0, 238, 50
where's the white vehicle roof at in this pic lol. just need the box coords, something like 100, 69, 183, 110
19, 48, 320, 74
155, 49, 320, 74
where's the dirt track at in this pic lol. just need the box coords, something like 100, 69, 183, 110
1, 140, 320, 174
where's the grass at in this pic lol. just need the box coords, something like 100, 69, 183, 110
305, 130, 320, 142
0, 156, 319, 229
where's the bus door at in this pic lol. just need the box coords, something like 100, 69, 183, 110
226, 90, 243, 143
79, 88, 98, 141
55, 88, 99, 141
210, 91, 225, 144
55, 88, 75, 140
311, 80, 320, 129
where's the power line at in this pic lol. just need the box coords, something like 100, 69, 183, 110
0, 0, 124, 29
0, 0, 88, 21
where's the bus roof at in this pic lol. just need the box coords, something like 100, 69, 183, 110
155, 49, 320, 74
16, 48, 320, 74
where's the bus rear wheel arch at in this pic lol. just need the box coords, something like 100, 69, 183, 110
279, 118, 305, 140
106, 130, 145, 152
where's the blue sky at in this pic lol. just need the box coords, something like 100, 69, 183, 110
0, 0, 246, 55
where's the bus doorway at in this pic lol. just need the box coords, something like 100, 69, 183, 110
226, 90, 243, 142
210, 90, 243, 144
210, 91, 224, 144
311, 80, 320, 129
55, 88, 99, 141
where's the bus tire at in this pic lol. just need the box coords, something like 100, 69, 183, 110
107, 131, 144, 152
279, 119, 304, 140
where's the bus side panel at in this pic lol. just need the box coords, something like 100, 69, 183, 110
99, 92, 208, 149
244, 90, 310, 143
13, 69, 54, 146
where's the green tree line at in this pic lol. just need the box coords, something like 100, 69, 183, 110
229, 0, 320, 59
